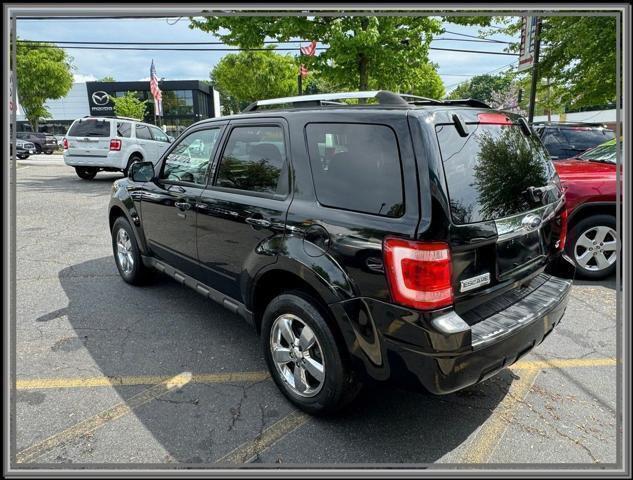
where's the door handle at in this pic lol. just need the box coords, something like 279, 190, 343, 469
245, 217, 272, 229
168, 184, 186, 193
175, 201, 192, 211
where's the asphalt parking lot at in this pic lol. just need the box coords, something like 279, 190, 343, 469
13, 156, 620, 467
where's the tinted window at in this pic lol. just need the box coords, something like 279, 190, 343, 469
541, 127, 614, 159
215, 126, 287, 195
305, 123, 404, 217
436, 122, 559, 224
150, 126, 169, 143
67, 119, 111, 137
117, 122, 132, 138
579, 141, 619, 164
135, 124, 152, 140
161, 128, 221, 184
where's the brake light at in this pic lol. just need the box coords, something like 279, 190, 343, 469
62, 138, 68, 150
110, 139, 122, 151
477, 113, 512, 125
383, 238, 454, 310
558, 208, 568, 251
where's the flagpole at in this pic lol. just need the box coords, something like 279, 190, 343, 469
298, 45, 302, 95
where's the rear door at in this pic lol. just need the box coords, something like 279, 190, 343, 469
134, 124, 157, 161
149, 125, 173, 158
196, 120, 292, 301
66, 118, 112, 157
433, 112, 564, 313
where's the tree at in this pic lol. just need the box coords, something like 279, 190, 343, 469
210, 49, 298, 113
448, 72, 514, 103
15, 41, 74, 130
111, 91, 147, 120
99, 75, 116, 82
191, 15, 443, 92
477, 16, 617, 108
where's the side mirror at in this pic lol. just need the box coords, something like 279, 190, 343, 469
129, 161, 155, 182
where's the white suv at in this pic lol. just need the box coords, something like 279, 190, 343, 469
63, 116, 172, 180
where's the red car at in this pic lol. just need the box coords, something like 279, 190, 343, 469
555, 139, 620, 279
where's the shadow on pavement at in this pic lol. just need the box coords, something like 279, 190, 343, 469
44, 256, 515, 464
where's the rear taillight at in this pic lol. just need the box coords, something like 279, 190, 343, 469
110, 139, 122, 151
62, 138, 68, 150
383, 238, 454, 311
558, 208, 568, 251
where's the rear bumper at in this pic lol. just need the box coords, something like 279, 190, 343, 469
64, 152, 124, 169
331, 268, 573, 394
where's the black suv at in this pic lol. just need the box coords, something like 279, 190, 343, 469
109, 91, 575, 414
533, 122, 615, 160
16, 131, 58, 154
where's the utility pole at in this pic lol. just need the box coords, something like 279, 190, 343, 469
527, 17, 542, 123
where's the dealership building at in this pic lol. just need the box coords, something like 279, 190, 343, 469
17, 80, 221, 137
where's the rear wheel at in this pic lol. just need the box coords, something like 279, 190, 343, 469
123, 154, 143, 177
261, 291, 361, 415
75, 167, 98, 180
567, 214, 618, 279
17, 154, 29, 160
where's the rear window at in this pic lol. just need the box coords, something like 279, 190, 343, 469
67, 119, 111, 137
542, 127, 615, 158
436, 121, 558, 224
305, 123, 404, 217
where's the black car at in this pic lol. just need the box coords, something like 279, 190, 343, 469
109, 91, 575, 414
533, 122, 615, 160
12, 138, 37, 159
16, 131, 58, 154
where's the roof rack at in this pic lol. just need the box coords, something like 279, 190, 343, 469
242, 90, 489, 112
81, 115, 141, 122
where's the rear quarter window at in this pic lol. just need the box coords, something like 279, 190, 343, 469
117, 122, 132, 138
67, 119, 111, 137
305, 123, 404, 217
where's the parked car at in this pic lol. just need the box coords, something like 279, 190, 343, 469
108, 91, 574, 414
16, 131, 57, 154
63, 116, 172, 180
533, 122, 615, 160
555, 138, 620, 279
11, 138, 37, 159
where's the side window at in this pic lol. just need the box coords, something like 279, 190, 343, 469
215, 126, 287, 195
305, 123, 404, 217
135, 124, 152, 140
117, 122, 132, 138
150, 126, 169, 143
160, 128, 221, 185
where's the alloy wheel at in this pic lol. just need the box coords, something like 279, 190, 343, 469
574, 225, 617, 272
269, 313, 326, 397
116, 228, 135, 275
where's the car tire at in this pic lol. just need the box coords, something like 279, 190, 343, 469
261, 291, 361, 415
44, 150, 53, 155
111, 216, 151, 285
75, 167, 98, 180
17, 154, 29, 160
34, 144, 42, 154
123, 154, 143, 177
566, 214, 618, 279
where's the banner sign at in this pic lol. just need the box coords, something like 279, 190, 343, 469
518, 17, 538, 72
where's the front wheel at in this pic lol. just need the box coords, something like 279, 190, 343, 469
261, 292, 361, 415
123, 154, 143, 177
17, 154, 29, 160
75, 167, 98, 180
111, 217, 151, 285
567, 214, 618, 279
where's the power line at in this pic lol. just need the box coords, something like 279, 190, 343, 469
443, 61, 518, 89
16, 41, 518, 56
443, 29, 513, 44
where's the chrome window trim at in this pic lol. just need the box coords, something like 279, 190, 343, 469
495, 196, 564, 242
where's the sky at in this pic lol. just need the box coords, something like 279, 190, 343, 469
16, 16, 519, 95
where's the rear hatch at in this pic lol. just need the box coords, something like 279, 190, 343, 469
66, 118, 112, 158
434, 111, 565, 317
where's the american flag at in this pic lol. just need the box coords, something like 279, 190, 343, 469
300, 40, 317, 56
150, 60, 163, 117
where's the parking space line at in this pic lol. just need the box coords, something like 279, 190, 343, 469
15, 372, 193, 464
16, 371, 269, 390
461, 367, 541, 464
215, 410, 311, 464
510, 357, 617, 370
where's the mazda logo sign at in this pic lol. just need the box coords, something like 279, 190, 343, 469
91, 91, 110, 106
521, 214, 542, 232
